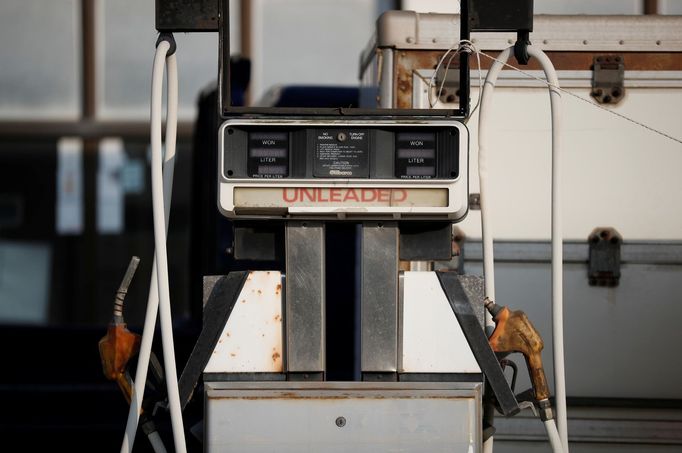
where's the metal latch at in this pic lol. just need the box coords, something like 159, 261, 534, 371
435, 58, 460, 104
591, 55, 625, 105
588, 227, 622, 287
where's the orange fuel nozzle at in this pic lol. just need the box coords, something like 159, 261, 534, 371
485, 299, 551, 406
99, 323, 140, 403
98, 256, 141, 403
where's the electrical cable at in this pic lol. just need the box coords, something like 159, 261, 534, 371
428, 40, 482, 118
120, 37, 184, 453
477, 45, 567, 453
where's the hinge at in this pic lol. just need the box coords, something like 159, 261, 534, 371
588, 227, 622, 287
591, 55, 625, 105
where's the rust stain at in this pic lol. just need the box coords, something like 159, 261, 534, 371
218, 339, 223, 343
230, 353, 237, 357
272, 351, 281, 362
257, 289, 262, 295
241, 299, 246, 304
226, 331, 231, 337
274, 314, 281, 322
395, 51, 442, 109
276, 283, 282, 291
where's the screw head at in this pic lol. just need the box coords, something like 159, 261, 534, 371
335, 416, 346, 428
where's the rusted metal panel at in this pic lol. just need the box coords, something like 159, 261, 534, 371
395, 50, 446, 109
392, 48, 682, 110
204, 271, 284, 373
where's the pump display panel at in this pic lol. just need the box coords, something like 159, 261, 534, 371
218, 119, 469, 220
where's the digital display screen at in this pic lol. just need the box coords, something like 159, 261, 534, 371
247, 132, 289, 178
395, 132, 437, 179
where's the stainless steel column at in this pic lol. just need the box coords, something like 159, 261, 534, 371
285, 221, 325, 377
361, 222, 399, 376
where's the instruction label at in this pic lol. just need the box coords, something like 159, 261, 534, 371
313, 129, 369, 178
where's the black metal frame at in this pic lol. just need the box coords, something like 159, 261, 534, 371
217, 0, 470, 118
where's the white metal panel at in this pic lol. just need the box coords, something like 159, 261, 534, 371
407, 68, 682, 240
461, 86, 682, 241
206, 382, 481, 453
400, 272, 481, 373
375, 13, 682, 52
204, 271, 283, 373
466, 260, 682, 399
401, 0, 642, 15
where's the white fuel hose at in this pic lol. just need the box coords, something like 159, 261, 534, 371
545, 419, 564, 453
120, 37, 186, 453
526, 45, 568, 453
478, 45, 567, 453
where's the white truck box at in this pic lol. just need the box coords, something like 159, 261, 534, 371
361, 12, 682, 449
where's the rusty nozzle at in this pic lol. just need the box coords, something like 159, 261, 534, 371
487, 304, 551, 403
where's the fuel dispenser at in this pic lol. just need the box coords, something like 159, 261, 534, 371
100, 1, 569, 452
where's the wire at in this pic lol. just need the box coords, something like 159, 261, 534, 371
428, 40, 482, 118
474, 50, 682, 146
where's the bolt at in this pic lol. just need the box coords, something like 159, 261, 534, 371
337, 132, 347, 142
335, 416, 346, 428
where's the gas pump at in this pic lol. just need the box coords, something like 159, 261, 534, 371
101, 1, 568, 452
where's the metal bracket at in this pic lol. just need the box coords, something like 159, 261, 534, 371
434, 61, 461, 104
588, 227, 622, 287
591, 55, 625, 105
436, 272, 520, 416
178, 272, 248, 409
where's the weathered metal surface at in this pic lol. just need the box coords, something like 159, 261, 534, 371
205, 381, 482, 453
361, 222, 398, 374
391, 47, 682, 110
204, 271, 284, 373
376, 13, 682, 53
180, 272, 248, 407
588, 227, 622, 287
591, 55, 626, 104
395, 50, 444, 109
285, 222, 325, 374
437, 271, 520, 416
